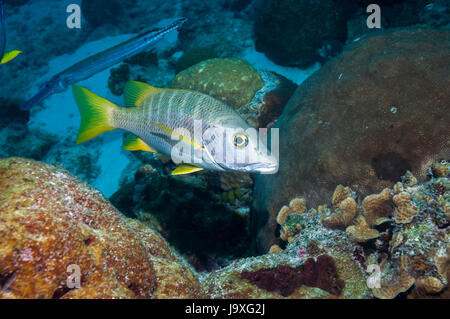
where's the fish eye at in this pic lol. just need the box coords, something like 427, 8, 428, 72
232, 133, 248, 148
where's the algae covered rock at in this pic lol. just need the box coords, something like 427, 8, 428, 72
202, 207, 371, 299
253, 29, 450, 253
171, 58, 264, 109
0, 158, 202, 299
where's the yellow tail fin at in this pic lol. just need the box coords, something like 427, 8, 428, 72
72, 85, 119, 144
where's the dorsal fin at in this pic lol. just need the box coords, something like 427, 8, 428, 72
124, 81, 160, 107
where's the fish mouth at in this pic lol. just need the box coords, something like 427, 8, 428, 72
225, 162, 278, 174
248, 162, 279, 174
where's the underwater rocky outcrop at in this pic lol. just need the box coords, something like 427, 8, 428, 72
0, 158, 202, 298
253, 28, 450, 253
110, 161, 251, 270
1, 158, 447, 299
254, 0, 348, 67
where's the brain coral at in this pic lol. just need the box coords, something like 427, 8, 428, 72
0, 158, 202, 299
253, 29, 450, 253
171, 58, 263, 109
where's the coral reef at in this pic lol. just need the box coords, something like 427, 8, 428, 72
0, 123, 58, 160
254, 0, 348, 67
323, 197, 358, 230
262, 165, 449, 299
110, 162, 251, 267
253, 29, 450, 253
372, 256, 415, 299
0, 158, 202, 299
202, 217, 370, 299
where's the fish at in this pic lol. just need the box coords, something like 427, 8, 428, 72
19, 17, 186, 110
0, 0, 21, 65
71, 81, 279, 175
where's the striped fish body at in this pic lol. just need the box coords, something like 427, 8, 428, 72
72, 81, 278, 175
113, 84, 251, 170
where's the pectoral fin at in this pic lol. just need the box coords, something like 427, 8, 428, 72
171, 164, 204, 175
0, 50, 21, 64
123, 134, 155, 152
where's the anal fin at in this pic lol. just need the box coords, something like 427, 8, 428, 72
171, 164, 204, 175
123, 134, 155, 152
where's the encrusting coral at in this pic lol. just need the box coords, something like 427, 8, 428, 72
345, 216, 380, 243
362, 188, 393, 226
393, 191, 420, 224
331, 185, 352, 207
372, 257, 416, 299
277, 197, 307, 242
323, 197, 358, 230
276, 197, 307, 225
271, 163, 449, 299
1, 158, 447, 299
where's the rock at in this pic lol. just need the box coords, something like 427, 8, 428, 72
177, 1, 254, 57
171, 58, 264, 109
81, 0, 124, 28
0, 97, 29, 126
110, 164, 251, 268
43, 139, 102, 185
108, 64, 131, 96
0, 158, 202, 299
253, 29, 450, 253
254, 0, 348, 67
0, 123, 58, 160
237, 71, 297, 128
202, 206, 371, 299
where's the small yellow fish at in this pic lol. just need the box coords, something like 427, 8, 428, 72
0, 49, 20, 64
72, 81, 278, 175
